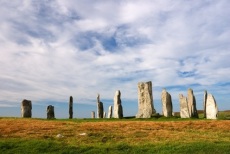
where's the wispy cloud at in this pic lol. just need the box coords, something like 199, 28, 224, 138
0, 0, 230, 117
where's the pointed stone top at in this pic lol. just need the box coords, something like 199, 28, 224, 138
70, 96, 73, 102
97, 94, 100, 103
115, 90, 121, 96
179, 94, 184, 98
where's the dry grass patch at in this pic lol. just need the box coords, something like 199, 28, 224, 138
0, 118, 230, 146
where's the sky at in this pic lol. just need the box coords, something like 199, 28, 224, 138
0, 0, 230, 118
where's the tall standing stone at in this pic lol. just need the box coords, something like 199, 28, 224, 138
203, 90, 207, 118
108, 106, 113, 118
69, 96, 73, 119
113, 90, 123, 119
179, 94, 190, 118
136, 81, 156, 118
21, 99, 32, 118
187, 89, 198, 118
205, 92, 218, 119
103, 112, 106, 118
97, 94, 104, 118
47, 105, 55, 119
91, 111, 95, 118
161, 89, 173, 117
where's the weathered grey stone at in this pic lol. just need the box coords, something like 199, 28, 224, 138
21, 99, 32, 118
187, 88, 198, 118
205, 93, 218, 119
161, 89, 173, 117
69, 96, 73, 119
47, 105, 55, 119
97, 94, 104, 118
136, 81, 156, 118
91, 111, 95, 118
113, 90, 123, 119
103, 112, 106, 118
108, 106, 113, 118
203, 90, 207, 118
179, 94, 190, 118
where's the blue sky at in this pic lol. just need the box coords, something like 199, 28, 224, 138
0, 0, 230, 118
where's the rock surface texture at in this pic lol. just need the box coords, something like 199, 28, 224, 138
179, 94, 190, 118
113, 90, 123, 119
108, 106, 113, 118
161, 89, 173, 117
97, 94, 104, 118
69, 96, 73, 119
187, 89, 199, 118
136, 81, 156, 118
21, 99, 32, 118
203, 90, 207, 118
47, 105, 55, 119
91, 111, 95, 118
205, 93, 218, 119
103, 112, 106, 118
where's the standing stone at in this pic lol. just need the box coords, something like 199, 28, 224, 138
205, 93, 218, 119
21, 99, 32, 118
103, 112, 106, 118
113, 90, 123, 119
136, 81, 156, 118
47, 105, 55, 119
187, 88, 198, 118
203, 90, 207, 118
69, 96, 73, 119
108, 106, 113, 118
91, 111, 95, 118
161, 89, 173, 117
179, 94, 190, 118
97, 94, 104, 118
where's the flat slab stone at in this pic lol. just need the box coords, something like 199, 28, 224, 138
136, 81, 156, 118
206, 93, 218, 119
179, 94, 190, 118
161, 89, 173, 117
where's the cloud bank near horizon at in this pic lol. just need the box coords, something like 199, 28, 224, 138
0, 1, 230, 111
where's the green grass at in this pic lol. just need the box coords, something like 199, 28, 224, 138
0, 112, 229, 153
0, 139, 229, 154
218, 111, 230, 120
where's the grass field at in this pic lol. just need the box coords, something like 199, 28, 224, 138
0, 115, 230, 153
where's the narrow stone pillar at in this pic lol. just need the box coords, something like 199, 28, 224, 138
161, 89, 173, 117
113, 90, 123, 119
179, 94, 190, 118
187, 88, 198, 118
69, 96, 73, 119
103, 112, 106, 118
91, 111, 95, 118
47, 105, 55, 119
203, 90, 207, 118
21, 99, 32, 118
97, 94, 104, 118
205, 92, 218, 119
136, 81, 156, 118
108, 106, 113, 118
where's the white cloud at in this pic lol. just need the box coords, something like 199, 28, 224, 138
0, 0, 230, 117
